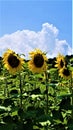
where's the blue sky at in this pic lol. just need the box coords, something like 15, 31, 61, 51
0, 0, 72, 58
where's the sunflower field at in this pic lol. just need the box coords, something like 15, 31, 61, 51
0, 49, 73, 130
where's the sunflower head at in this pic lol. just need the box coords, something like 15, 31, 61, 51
7, 53, 20, 68
59, 67, 71, 79
2, 49, 24, 74
33, 53, 44, 68
55, 53, 66, 69
28, 49, 48, 73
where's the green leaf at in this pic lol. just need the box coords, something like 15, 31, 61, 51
49, 83, 56, 88
0, 106, 11, 114
57, 94, 72, 99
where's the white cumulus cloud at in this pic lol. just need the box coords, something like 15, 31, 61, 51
0, 22, 72, 59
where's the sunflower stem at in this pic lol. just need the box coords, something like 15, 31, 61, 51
46, 84, 48, 114
44, 71, 48, 130
45, 71, 48, 114
4, 76, 7, 97
19, 73, 23, 108
4, 72, 9, 97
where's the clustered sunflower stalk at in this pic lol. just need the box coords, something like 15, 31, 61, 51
55, 53, 73, 118
55, 53, 71, 79
70, 65, 73, 118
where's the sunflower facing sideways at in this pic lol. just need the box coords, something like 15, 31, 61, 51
59, 67, 71, 79
28, 49, 48, 73
55, 53, 66, 70
2, 49, 24, 74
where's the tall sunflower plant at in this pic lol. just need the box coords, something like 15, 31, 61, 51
28, 49, 50, 121
55, 53, 73, 119
2, 49, 25, 108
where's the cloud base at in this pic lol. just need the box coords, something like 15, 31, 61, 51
0, 22, 72, 59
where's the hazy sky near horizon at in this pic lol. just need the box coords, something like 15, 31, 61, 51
0, 0, 72, 58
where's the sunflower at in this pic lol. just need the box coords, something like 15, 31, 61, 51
28, 49, 48, 73
2, 49, 24, 74
55, 53, 66, 69
59, 67, 71, 79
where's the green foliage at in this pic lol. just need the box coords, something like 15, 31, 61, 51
0, 56, 73, 130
